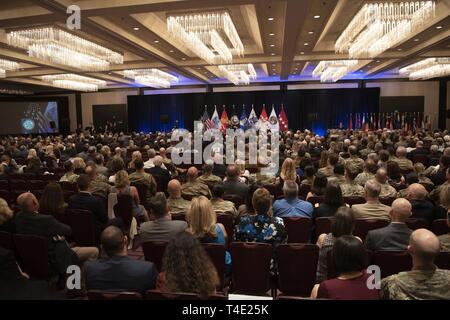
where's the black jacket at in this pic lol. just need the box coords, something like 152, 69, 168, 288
68, 192, 108, 235
410, 199, 435, 224
365, 223, 412, 251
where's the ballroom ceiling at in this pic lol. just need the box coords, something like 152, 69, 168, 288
0, 0, 448, 92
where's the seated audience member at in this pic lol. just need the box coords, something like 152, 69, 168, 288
166, 179, 191, 214
315, 183, 344, 218
413, 162, 434, 190
139, 192, 187, 243
39, 182, 67, 217
108, 156, 125, 183
85, 165, 110, 199
373, 168, 397, 198
273, 180, 313, 218
316, 207, 356, 283
129, 158, 157, 202
318, 152, 339, 178
222, 165, 249, 198
68, 174, 109, 235
438, 210, 450, 251
405, 183, 435, 224
157, 231, 219, 295
144, 149, 164, 169
147, 156, 170, 190
15, 192, 98, 274
312, 235, 379, 300
0, 198, 14, 233
351, 180, 391, 221
345, 145, 364, 173
328, 163, 346, 185
355, 159, 378, 187
197, 161, 222, 188
235, 188, 287, 246
237, 184, 264, 217
430, 155, 450, 186
386, 161, 406, 190
127, 150, 142, 172
365, 198, 412, 251
276, 157, 300, 187
429, 166, 450, 204
23, 156, 43, 175
181, 167, 212, 199
306, 172, 328, 200
397, 172, 419, 198
392, 146, 414, 172
409, 141, 429, 158
300, 165, 315, 186
84, 226, 157, 294
435, 184, 450, 220
0, 165, 7, 180
73, 157, 86, 175
211, 153, 227, 177
378, 149, 390, 169
210, 184, 237, 217
59, 160, 79, 183
340, 166, 365, 197
380, 229, 450, 300
1, 155, 18, 175
111, 170, 150, 221
93, 154, 108, 177
428, 144, 442, 165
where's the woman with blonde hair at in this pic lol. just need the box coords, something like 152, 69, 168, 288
73, 157, 86, 175
128, 150, 142, 171
0, 198, 14, 233
111, 170, 149, 221
27, 148, 38, 160
276, 157, 299, 187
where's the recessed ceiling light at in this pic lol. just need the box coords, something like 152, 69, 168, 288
181, 57, 186, 60
270, 44, 275, 47
304, 43, 309, 46
397, 48, 402, 51
108, 72, 112, 75
314, 15, 320, 19
133, 27, 140, 31
269, 32, 275, 36
154, 40, 159, 43
300, 52, 305, 55
169, 50, 174, 53
414, 38, 420, 42
271, 53, 276, 56
308, 31, 314, 35
436, 25, 443, 29
376, 60, 380, 63
268, 17, 274, 21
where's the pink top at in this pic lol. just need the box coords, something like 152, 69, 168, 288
318, 272, 380, 300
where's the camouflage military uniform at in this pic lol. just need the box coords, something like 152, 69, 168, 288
181, 181, 212, 199
340, 181, 365, 197
380, 269, 450, 300
354, 172, 375, 186
438, 234, 450, 252
197, 173, 222, 188
359, 148, 374, 158
59, 173, 79, 183
167, 196, 191, 213
345, 156, 365, 173
397, 188, 408, 198
392, 157, 414, 171
328, 174, 346, 185
211, 198, 238, 217
129, 171, 157, 203
318, 166, 334, 177
379, 182, 397, 198
90, 176, 111, 199
429, 181, 448, 204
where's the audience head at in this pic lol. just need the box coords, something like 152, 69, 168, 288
147, 149, 156, 158
364, 179, 381, 200
150, 192, 168, 218
282, 180, 298, 199
17, 192, 39, 213
187, 196, 216, 239
226, 165, 240, 180
405, 172, 419, 186
345, 165, 359, 182
110, 156, 125, 174
379, 149, 390, 163
0, 198, 13, 226
331, 207, 355, 238
101, 226, 127, 258
440, 184, 450, 210
252, 187, 271, 216
304, 165, 315, 178
39, 182, 65, 214
153, 155, 163, 167
375, 167, 388, 184
333, 163, 345, 176
115, 170, 130, 189
333, 235, 367, 275
64, 160, 74, 173
396, 146, 407, 158
365, 159, 378, 174
349, 145, 358, 156
324, 182, 344, 207
186, 167, 199, 182
77, 174, 91, 192
211, 183, 225, 199
328, 153, 339, 166
386, 161, 402, 180
407, 183, 427, 201
280, 158, 296, 181
202, 161, 214, 175
94, 154, 104, 166
167, 179, 182, 198
85, 165, 97, 179
408, 229, 440, 267
312, 172, 328, 196
390, 198, 412, 222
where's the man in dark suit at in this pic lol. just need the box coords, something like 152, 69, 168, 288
365, 198, 413, 251
407, 183, 435, 224
139, 192, 187, 242
147, 156, 170, 191
223, 165, 249, 198
409, 141, 429, 158
68, 174, 108, 236
84, 226, 158, 294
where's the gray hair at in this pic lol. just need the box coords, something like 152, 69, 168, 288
365, 180, 381, 199
283, 180, 299, 199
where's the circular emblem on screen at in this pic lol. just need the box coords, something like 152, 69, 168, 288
231, 115, 239, 126
269, 116, 278, 125
22, 119, 35, 131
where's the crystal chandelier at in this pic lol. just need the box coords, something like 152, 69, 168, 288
167, 11, 244, 65
0, 58, 20, 78
312, 60, 359, 82
0, 88, 33, 95
41, 74, 106, 92
7, 27, 123, 71
218, 64, 257, 85
336, 1, 435, 58
399, 57, 450, 80
124, 69, 179, 88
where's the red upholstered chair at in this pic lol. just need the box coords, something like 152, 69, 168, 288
379, 197, 395, 206
307, 196, 324, 207
343, 196, 366, 207
216, 214, 235, 246
87, 290, 142, 300
431, 219, 449, 236
0, 180, 9, 191
223, 194, 244, 208
263, 184, 282, 199
230, 242, 272, 295
435, 252, 450, 270
405, 218, 429, 230
202, 243, 226, 288
113, 194, 134, 229
282, 217, 312, 243
142, 241, 168, 272
277, 244, 319, 297
170, 212, 186, 221
315, 217, 334, 238
0, 231, 13, 251
66, 208, 97, 246
13, 234, 51, 280
28, 180, 46, 191
370, 251, 412, 278
354, 219, 390, 242
298, 184, 311, 200
145, 289, 227, 300
59, 181, 78, 192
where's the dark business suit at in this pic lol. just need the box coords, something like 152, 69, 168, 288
410, 199, 435, 225
365, 223, 412, 251
147, 166, 170, 190
212, 164, 227, 177
223, 179, 249, 198
68, 192, 108, 235
84, 256, 158, 294
139, 216, 187, 243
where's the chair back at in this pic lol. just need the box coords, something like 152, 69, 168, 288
298, 184, 311, 199
170, 212, 186, 221
29, 180, 46, 191
343, 196, 366, 206
13, 234, 51, 280
113, 194, 134, 228
315, 217, 334, 238
435, 252, 450, 270
370, 251, 412, 278
216, 214, 235, 246
202, 243, 226, 288
354, 219, 390, 241
379, 197, 395, 206
59, 181, 78, 192
10, 179, 28, 191
230, 242, 272, 295
66, 208, 97, 246
282, 217, 312, 243
145, 289, 227, 300
223, 194, 244, 208
431, 219, 449, 236
405, 218, 429, 230
0, 231, 13, 251
87, 290, 142, 300
0, 190, 11, 204
263, 184, 282, 199
142, 241, 168, 272
277, 244, 319, 296
307, 196, 324, 207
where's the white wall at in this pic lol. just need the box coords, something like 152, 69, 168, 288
366, 81, 440, 129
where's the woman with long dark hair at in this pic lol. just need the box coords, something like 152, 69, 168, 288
315, 183, 345, 218
39, 182, 67, 217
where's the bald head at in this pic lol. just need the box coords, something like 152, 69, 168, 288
153, 155, 163, 167
407, 183, 427, 200
396, 146, 407, 158
408, 229, 440, 265
186, 167, 198, 182
391, 198, 412, 222
17, 192, 39, 213
375, 168, 388, 184
167, 179, 182, 197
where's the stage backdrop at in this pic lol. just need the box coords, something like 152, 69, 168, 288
128, 88, 380, 135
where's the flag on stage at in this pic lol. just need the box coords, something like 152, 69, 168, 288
201, 105, 210, 122
349, 113, 353, 130
279, 104, 289, 132
259, 104, 269, 131
201, 106, 214, 130
240, 105, 249, 130
269, 105, 279, 132
220, 105, 228, 132
378, 112, 381, 129
370, 113, 374, 130
210, 106, 220, 130
362, 113, 365, 130
248, 105, 259, 130
230, 105, 240, 129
